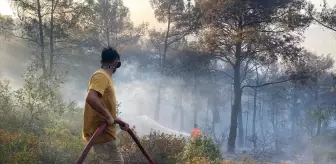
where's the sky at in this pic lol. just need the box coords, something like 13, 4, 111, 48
0, 0, 336, 61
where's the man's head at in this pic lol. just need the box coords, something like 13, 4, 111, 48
100, 47, 121, 74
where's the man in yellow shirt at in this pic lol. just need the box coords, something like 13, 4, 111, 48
83, 47, 129, 164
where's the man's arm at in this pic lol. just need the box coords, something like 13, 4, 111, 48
85, 73, 114, 123
86, 90, 113, 121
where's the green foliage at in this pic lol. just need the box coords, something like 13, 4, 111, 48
80, 0, 147, 49
0, 65, 83, 163
311, 135, 336, 164
308, 0, 336, 32
38, 121, 85, 164
0, 14, 14, 37
0, 130, 39, 164
13, 63, 68, 132
0, 79, 16, 129
150, 0, 185, 23
148, 0, 200, 54
119, 129, 222, 164
121, 130, 186, 164
2, 0, 336, 163
198, 0, 311, 65
311, 110, 327, 120
182, 136, 222, 163
11, 0, 88, 73
0, 67, 225, 164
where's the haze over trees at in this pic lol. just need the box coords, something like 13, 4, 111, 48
1, 0, 336, 163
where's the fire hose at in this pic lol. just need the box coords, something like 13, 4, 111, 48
76, 120, 156, 164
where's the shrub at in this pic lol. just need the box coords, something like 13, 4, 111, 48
311, 135, 336, 164
182, 136, 222, 163
13, 64, 67, 133
119, 129, 223, 164
0, 79, 18, 130
1, 70, 228, 164
119, 129, 186, 164
0, 130, 39, 164
38, 121, 85, 164
185, 157, 222, 164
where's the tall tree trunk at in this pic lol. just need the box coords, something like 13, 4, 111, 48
49, 0, 55, 73
173, 84, 183, 127
154, 82, 162, 120
172, 93, 178, 126
259, 93, 265, 141
245, 110, 248, 148
180, 107, 184, 131
206, 98, 209, 124
252, 88, 257, 149
193, 70, 197, 126
227, 40, 242, 153
212, 107, 219, 137
238, 108, 244, 148
180, 84, 186, 131
106, 28, 111, 46
321, 120, 328, 134
316, 119, 322, 135
291, 88, 298, 140
101, 0, 111, 47
154, 5, 171, 121
37, 0, 46, 73
315, 89, 322, 136
275, 105, 279, 152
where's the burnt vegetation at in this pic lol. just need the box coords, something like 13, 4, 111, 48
1, 0, 336, 163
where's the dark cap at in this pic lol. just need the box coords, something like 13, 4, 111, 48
101, 47, 120, 63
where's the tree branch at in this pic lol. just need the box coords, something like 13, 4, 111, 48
241, 76, 309, 90
240, 58, 253, 84
13, 34, 41, 46
312, 16, 336, 32
209, 69, 234, 80
215, 55, 234, 67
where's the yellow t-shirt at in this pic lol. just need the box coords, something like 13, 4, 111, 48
82, 69, 117, 143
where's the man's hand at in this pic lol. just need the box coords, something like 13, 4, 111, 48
116, 118, 129, 131
120, 122, 129, 131
106, 115, 115, 125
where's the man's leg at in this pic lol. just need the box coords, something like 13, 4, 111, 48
92, 140, 124, 164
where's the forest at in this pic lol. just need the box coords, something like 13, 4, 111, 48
1, 0, 336, 163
